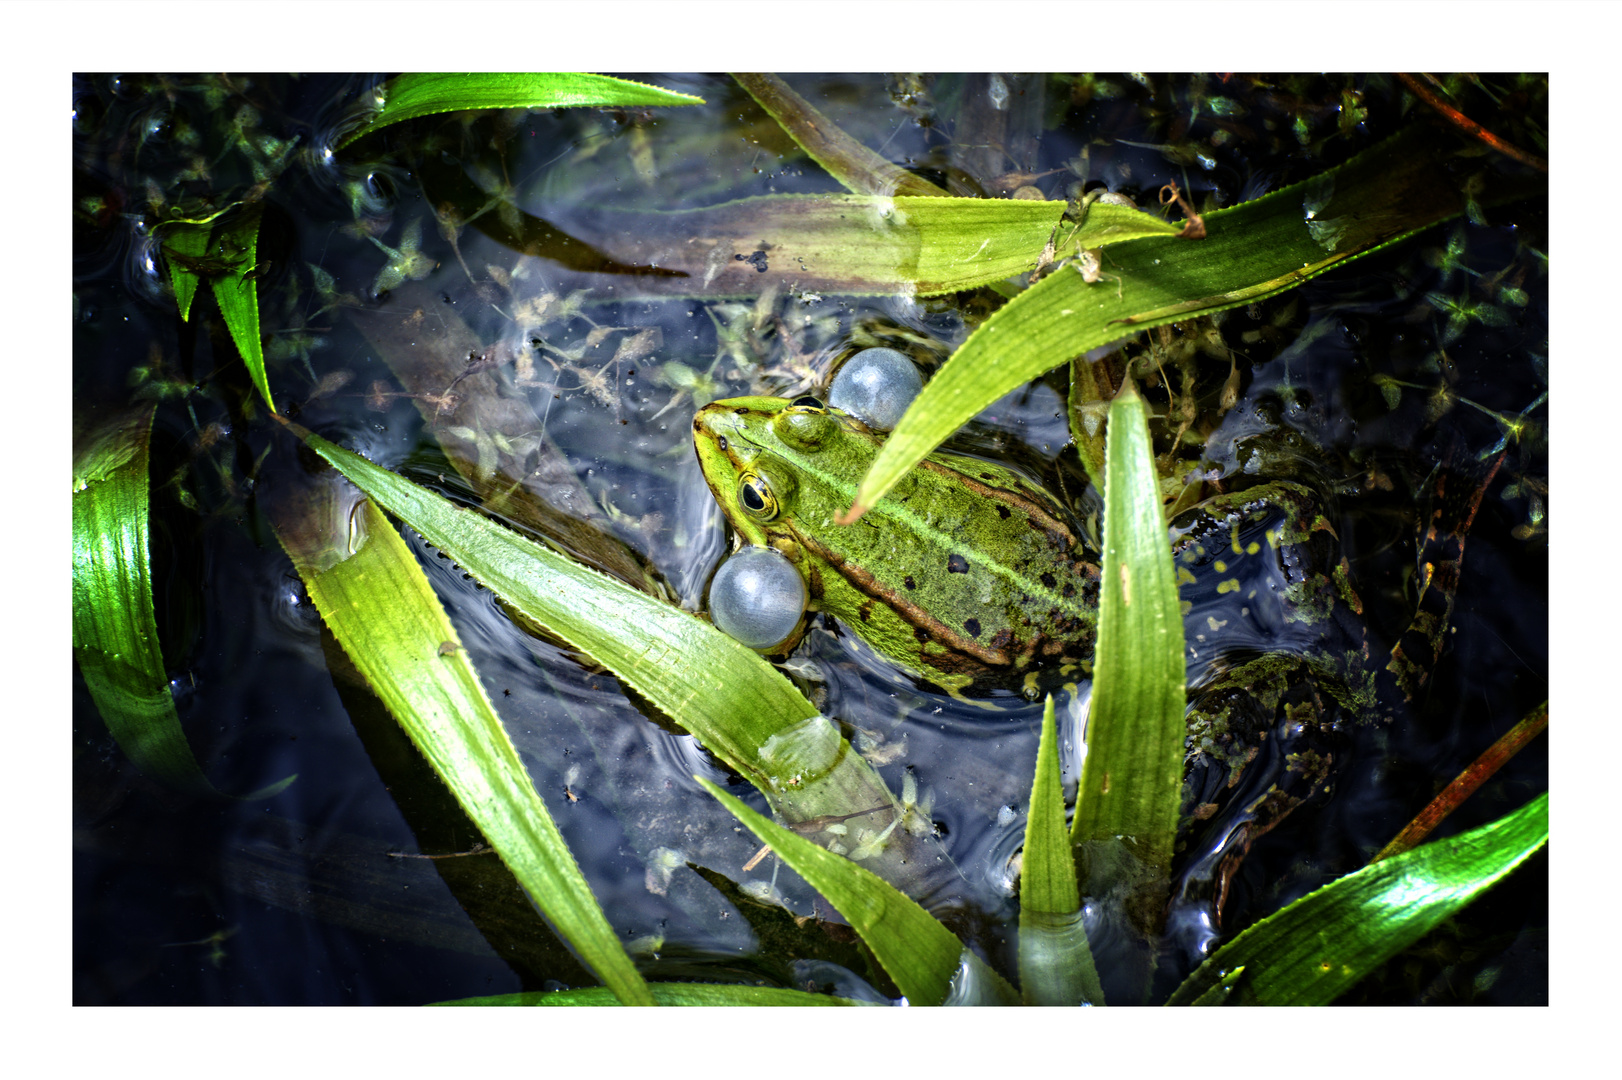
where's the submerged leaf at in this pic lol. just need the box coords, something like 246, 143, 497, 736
733, 73, 948, 197
339, 73, 704, 150
271, 482, 652, 1005
547, 194, 1174, 299
1167, 793, 1548, 1005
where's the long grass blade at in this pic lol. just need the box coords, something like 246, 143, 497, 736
338, 73, 704, 150
1069, 383, 1186, 881
732, 73, 947, 197
1371, 701, 1548, 863
271, 481, 652, 1005
73, 405, 294, 799
1167, 793, 1548, 1005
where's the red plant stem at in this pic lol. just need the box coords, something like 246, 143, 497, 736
1397, 73, 1547, 173
1370, 701, 1548, 864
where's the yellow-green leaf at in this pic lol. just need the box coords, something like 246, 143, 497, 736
286, 425, 937, 892
160, 221, 210, 322
1018, 695, 1103, 1006
271, 482, 652, 1005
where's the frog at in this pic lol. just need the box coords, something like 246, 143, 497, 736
692, 394, 1100, 696
701, 392, 1453, 929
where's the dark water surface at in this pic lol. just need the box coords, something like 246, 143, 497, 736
73, 73, 1546, 1004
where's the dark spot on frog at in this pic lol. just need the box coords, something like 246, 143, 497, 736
947, 553, 970, 574
858, 599, 874, 623
913, 627, 931, 643
735, 250, 769, 273
904, 575, 916, 590
964, 618, 983, 639
1062, 582, 1076, 597
997, 505, 1011, 519
989, 628, 1015, 651
1040, 572, 1057, 589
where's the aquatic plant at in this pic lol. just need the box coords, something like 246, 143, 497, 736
73, 73, 1547, 1005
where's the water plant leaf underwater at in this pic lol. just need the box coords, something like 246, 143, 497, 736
269, 479, 653, 1005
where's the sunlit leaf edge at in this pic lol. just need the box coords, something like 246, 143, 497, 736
338, 72, 705, 150
433, 984, 873, 1006
1166, 792, 1548, 1005
274, 493, 652, 1005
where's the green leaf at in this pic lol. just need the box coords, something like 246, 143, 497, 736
287, 426, 935, 891
697, 778, 1019, 1006
435, 984, 872, 1006
1167, 793, 1548, 1006
594, 193, 1174, 298
160, 221, 210, 322
733, 73, 948, 197
846, 125, 1544, 518
1018, 695, 1104, 1006
1070, 383, 1186, 881
270, 484, 652, 1006
208, 206, 273, 413
338, 73, 704, 150
73, 405, 294, 800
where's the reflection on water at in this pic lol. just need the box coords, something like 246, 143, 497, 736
73, 73, 1546, 1004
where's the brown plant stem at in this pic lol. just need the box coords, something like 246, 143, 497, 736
1370, 701, 1548, 864
1397, 73, 1547, 173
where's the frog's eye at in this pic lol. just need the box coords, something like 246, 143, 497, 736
738, 472, 782, 520
774, 401, 835, 450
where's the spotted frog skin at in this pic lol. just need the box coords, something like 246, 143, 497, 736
693, 395, 1100, 693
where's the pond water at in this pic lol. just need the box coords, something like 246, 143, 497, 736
73, 73, 1547, 1004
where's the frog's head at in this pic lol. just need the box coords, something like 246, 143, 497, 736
693, 395, 863, 550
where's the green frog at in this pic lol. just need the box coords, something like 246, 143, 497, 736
693, 395, 1100, 696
